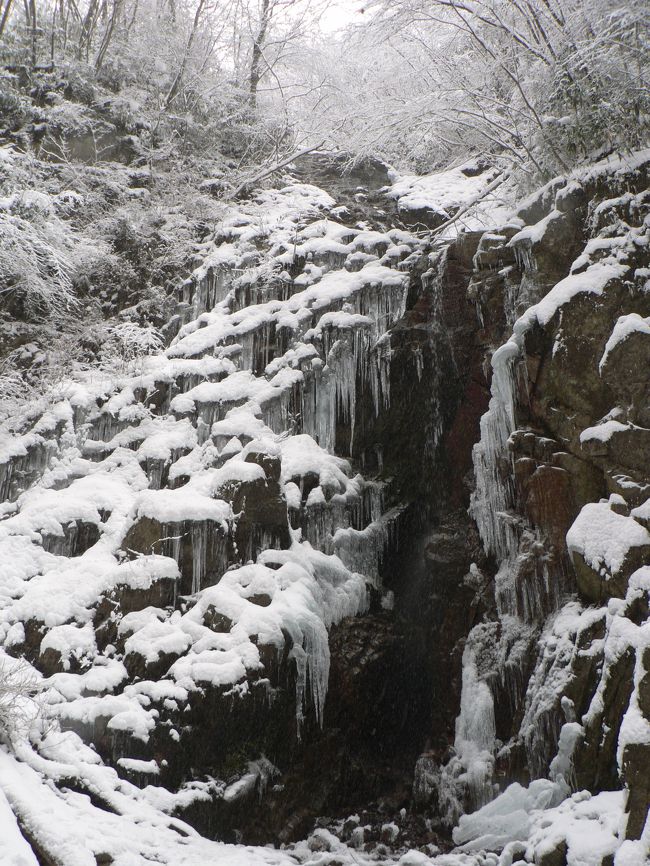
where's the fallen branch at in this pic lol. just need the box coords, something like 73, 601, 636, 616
228, 140, 326, 200
428, 169, 510, 239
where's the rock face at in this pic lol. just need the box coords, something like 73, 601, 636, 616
439, 152, 650, 853
0, 153, 438, 845
0, 150, 649, 863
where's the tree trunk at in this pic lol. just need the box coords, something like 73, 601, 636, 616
0, 0, 14, 41
50, 0, 56, 60
163, 0, 205, 110
78, 0, 99, 60
126, 0, 138, 35
59, 0, 68, 52
95, 0, 121, 69
249, 0, 272, 110
29, 0, 36, 66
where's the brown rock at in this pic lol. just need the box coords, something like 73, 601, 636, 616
525, 465, 576, 550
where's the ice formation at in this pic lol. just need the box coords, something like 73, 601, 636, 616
1, 147, 649, 866
0, 172, 428, 861
448, 156, 650, 856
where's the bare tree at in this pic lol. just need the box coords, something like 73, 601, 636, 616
249, 0, 271, 108
78, 0, 100, 59
295, 0, 649, 179
0, 659, 41, 744
163, 0, 207, 109
94, 0, 122, 69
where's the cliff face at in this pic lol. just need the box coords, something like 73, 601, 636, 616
0, 149, 648, 865
431, 152, 650, 856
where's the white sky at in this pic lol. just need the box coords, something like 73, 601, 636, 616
320, 1, 367, 33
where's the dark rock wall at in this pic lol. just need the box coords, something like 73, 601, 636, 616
430, 156, 650, 840
314, 152, 650, 844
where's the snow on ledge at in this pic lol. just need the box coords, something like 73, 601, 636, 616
135, 488, 231, 526
599, 313, 650, 373
566, 498, 650, 577
580, 419, 630, 444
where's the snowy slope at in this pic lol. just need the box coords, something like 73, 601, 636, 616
0, 166, 432, 863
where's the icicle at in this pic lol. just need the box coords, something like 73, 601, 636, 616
362, 480, 384, 526
240, 330, 256, 372
452, 637, 497, 810
0, 459, 13, 501
261, 390, 291, 435
290, 643, 308, 733
303, 616, 330, 727
331, 508, 401, 579
0, 441, 52, 502
86, 412, 128, 443
492, 528, 567, 622
512, 242, 536, 275
146, 458, 165, 490
414, 346, 424, 381
301, 494, 359, 549
475, 299, 485, 329
369, 333, 392, 416
469, 337, 524, 563
288, 614, 330, 736
191, 524, 206, 594
169, 528, 182, 569
300, 365, 329, 449
189, 266, 233, 318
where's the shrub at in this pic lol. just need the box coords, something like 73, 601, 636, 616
0, 657, 41, 744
